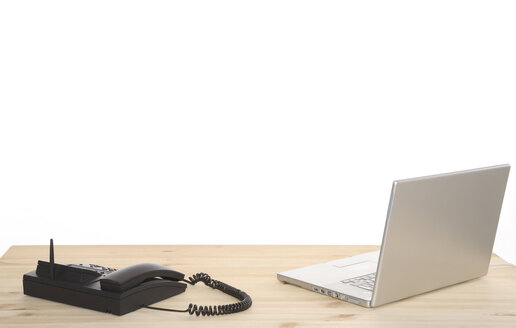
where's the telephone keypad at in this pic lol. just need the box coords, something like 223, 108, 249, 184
70, 264, 117, 275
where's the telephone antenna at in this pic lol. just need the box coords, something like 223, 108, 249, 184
49, 239, 55, 280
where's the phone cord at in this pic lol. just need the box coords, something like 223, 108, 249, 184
145, 272, 252, 316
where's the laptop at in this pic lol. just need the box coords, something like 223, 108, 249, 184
277, 164, 510, 307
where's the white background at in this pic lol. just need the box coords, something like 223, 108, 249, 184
1, 1, 515, 263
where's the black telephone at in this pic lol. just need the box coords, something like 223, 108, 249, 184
23, 240, 252, 316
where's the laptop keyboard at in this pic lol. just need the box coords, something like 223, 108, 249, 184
341, 272, 376, 291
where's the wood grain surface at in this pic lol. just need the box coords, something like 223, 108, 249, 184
1, 245, 515, 327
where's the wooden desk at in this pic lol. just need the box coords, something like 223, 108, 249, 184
1, 245, 515, 327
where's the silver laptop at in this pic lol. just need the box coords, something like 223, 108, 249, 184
277, 164, 510, 307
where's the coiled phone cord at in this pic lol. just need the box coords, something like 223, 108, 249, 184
145, 272, 252, 316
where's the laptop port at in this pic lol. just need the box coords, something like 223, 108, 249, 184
313, 287, 319, 292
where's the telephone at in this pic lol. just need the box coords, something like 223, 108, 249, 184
23, 239, 252, 316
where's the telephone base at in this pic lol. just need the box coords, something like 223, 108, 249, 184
23, 268, 187, 315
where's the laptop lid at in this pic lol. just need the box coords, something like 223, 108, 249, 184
371, 164, 510, 307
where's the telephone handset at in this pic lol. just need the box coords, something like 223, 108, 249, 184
23, 240, 252, 316
99, 263, 185, 292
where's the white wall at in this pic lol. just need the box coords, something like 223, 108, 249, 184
1, 1, 515, 263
